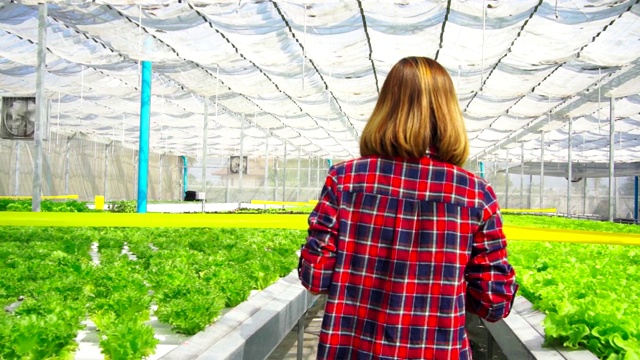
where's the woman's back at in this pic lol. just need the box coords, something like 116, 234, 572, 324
301, 155, 516, 359
299, 57, 517, 360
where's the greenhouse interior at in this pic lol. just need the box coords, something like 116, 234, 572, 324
1, 0, 640, 359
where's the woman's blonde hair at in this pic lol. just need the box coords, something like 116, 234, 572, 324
359, 57, 469, 167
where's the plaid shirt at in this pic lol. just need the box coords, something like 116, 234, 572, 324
298, 155, 517, 360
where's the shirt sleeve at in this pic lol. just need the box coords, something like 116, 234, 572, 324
465, 183, 518, 322
298, 170, 340, 294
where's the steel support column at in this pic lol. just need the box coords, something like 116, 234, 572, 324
609, 97, 615, 221
567, 117, 572, 215
540, 132, 545, 208
31, 3, 47, 211
136, 61, 152, 214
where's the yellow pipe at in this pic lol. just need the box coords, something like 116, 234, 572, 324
0, 195, 79, 200
1, 212, 639, 246
250, 200, 316, 207
503, 225, 640, 246
0, 212, 310, 230
501, 208, 557, 213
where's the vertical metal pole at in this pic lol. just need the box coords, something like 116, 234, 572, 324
159, 153, 164, 201
297, 312, 306, 360
136, 61, 152, 214
31, 3, 47, 211
14, 142, 20, 196
486, 332, 494, 360
583, 177, 587, 215
308, 156, 312, 188
65, 136, 71, 195
504, 155, 509, 208
273, 157, 278, 201
634, 176, 639, 223
528, 174, 533, 209
609, 97, 615, 221
540, 131, 545, 208
239, 116, 245, 205
520, 142, 524, 208
297, 148, 301, 202
283, 142, 287, 201
181, 156, 188, 200
265, 137, 269, 197
104, 143, 111, 201
201, 101, 209, 207
567, 117, 573, 216
316, 157, 321, 187
493, 158, 497, 180
225, 164, 230, 203
133, 148, 138, 198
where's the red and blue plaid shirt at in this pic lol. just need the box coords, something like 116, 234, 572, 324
299, 155, 517, 360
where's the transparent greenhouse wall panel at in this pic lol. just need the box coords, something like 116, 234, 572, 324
475, 161, 637, 221
0, 136, 183, 201
189, 155, 327, 203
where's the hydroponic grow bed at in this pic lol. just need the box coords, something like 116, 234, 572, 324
0, 226, 305, 359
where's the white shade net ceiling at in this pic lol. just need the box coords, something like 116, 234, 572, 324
1, 0, 640, 169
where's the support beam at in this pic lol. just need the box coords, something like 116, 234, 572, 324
201, 101, 209, 207
239, 116, 245, 205
136, 61, 152, 214
104, 142, 112, 201
635, 176, 639, 223
567, 117, 572, 215
282, 142, 287, 202
297, 148, 301, 202
316, 157, 320, 188
225, 162, 230, 203
31, 3, 47, 212
14, 142, 20, 196
528, 174, 533, 209
159, 153, 164, 201
307, 156, 312, 188
609, 97, 615, 221
583, 177, 588, 215
64, 135, 74, 195
520, 143, 524, 208
540, 132, 544, 208
505, 156, 510, 208
273, 157, 278, 201
181, 156, 188, 200
264, 137, 269, 198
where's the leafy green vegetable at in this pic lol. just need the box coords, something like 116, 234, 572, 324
0, 225, 306, 357
504, 215, 640, 359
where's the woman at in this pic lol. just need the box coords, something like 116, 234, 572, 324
298, 57, 517, 360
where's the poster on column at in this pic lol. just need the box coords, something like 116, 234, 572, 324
1, 97, 36, 140
230, 156, 248, 174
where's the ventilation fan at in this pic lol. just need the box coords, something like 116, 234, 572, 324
230, 156, 248, 174
1, 97, 36, 140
